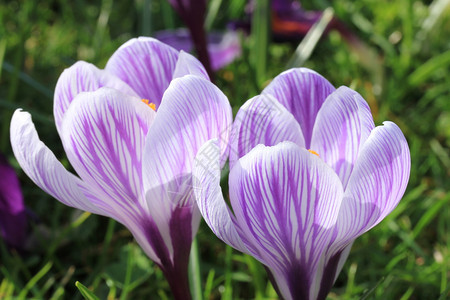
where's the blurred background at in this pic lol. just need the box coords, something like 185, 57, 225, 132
0, 0, 449, 299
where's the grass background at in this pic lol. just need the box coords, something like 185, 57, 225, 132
0, 0, 449, 299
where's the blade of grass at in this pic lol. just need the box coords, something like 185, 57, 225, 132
119, 244, 134, 300
440, 200, 449, 294
18, 262, 53, 299
106, 277, 117, 300
418, 0, 450, 39
0, 278, 14, 298
244, 255, 265, 300
50, 266, 75, 300
188, 237, 203, 300
93, 0, 113, 60
46, 211, 92, 260
122, 271, 151, 292
399, 0, 413, 73
1, 40, 23, 153
75, 281, 100, 300
0, 97, 54, 125
399, 287, 414, 300
87, 218, 116, 289
141, 0, 152, 36
429, 139, 450, 169
286, 7, 334, 68
438, 287, 450, 300
0, 266, 21, 295
344, 263, 358, 298
222, 245, 233, 300
408, 50, 450, 86
203, 269, 216, 299
161, 0, 175, 29
205, 0, 223, 30
359, 276, 385, 300
2, 61, 53, 99
412, 193, 449, 239
0, 38, 6, 79
251, 0, 270, 86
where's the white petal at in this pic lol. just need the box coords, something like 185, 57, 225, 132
311, 86, 375, 187
229, 142, 344, 278
334, 121, 411, 247
193, 139, 248, 252
172, 51, 210, 80
230, 94, 305, 169
60, 88, 155, 223
10, 110, 106, 215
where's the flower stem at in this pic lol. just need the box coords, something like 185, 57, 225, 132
164, 265, 192, 300
188, 237, 203, 300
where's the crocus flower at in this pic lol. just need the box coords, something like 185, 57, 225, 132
193, 68, 410, 300
10, 37, 232, 299
0, 153, 27, 249
155, 29, 241, 71
167, 0, 213, 79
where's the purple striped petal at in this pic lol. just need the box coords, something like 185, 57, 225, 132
10, 110, 163, 263
230, 94, 305, 169
142, 75, 232, 195
54, 61, 138, 133
193, 139, 248, 252
10, 110, 107, 216
141, 75, 232, 252
105, 37, 179, 108
262, 68, 335, 148
172, 51, 209, 80
313, 242, 353, 300
60, 88, 156, 221
334, 121, 411, 247
311, 86, 375, 187
229, 142, 344, 300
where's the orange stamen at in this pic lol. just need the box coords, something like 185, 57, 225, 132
308, 149, 320, 157
141, 99, 156, 111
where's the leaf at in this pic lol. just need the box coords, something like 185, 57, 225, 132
286, 8, 334, 68
438, 286, 450, 300
75, 281, 100, 300
18, 262, 53, 299
408, 50, 450, 86
251, 0, 270, 85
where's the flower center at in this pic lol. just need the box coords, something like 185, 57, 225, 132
308, 149, 320, 157
141, 99, 156, 111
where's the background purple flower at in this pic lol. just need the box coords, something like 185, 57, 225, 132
155, 29, 241, 71
194, 68, 411, 300
0, 153, 27, 249
232, 0, 361, 44
166, 0, 213, 79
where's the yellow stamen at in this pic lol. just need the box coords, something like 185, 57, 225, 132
308, 149, 320, 157
141, 99, 156, 111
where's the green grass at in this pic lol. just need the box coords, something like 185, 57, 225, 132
1, 0, 449, 299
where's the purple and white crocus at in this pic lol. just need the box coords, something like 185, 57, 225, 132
10, 37, 232, 299
193, 68, 410, 300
